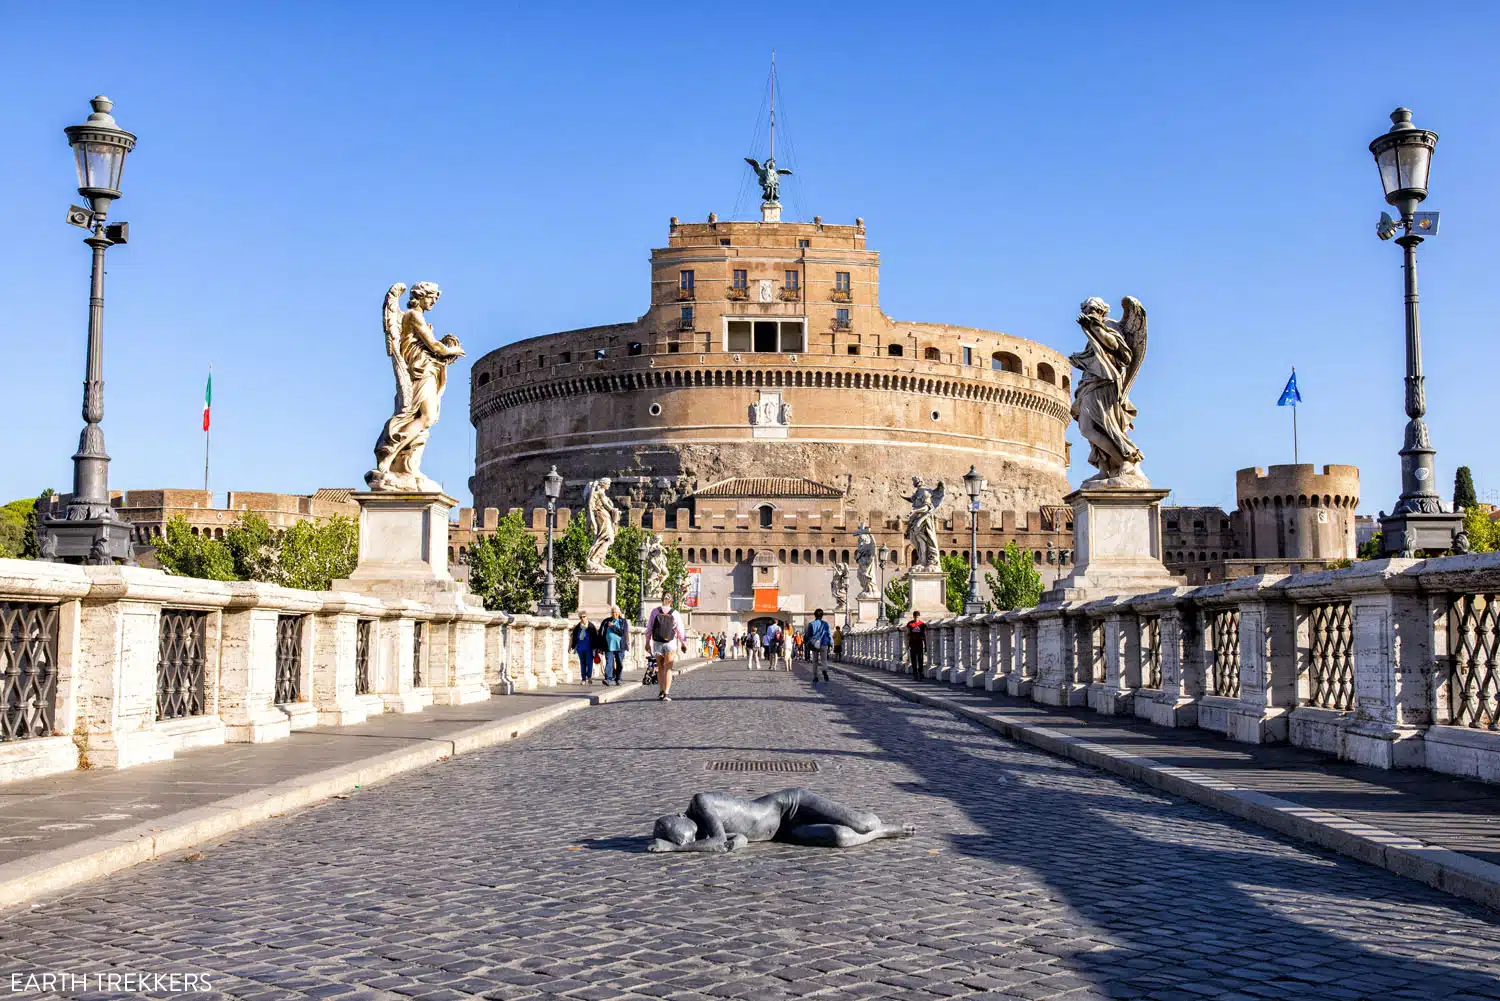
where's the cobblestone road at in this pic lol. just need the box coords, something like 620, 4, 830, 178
4, 663, 1500, 1001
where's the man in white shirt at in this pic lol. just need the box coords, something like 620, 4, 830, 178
646, 594, 688, 703
746, 628, 763, 670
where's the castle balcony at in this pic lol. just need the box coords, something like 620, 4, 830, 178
831, 317, 852, 332
778, 286, 802, 302
829, 288, 853, 303
726, 285, 749, 301
674, 317, 696, 332
676, 287, 696, 301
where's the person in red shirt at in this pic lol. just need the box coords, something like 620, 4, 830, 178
904, 610, 927, 679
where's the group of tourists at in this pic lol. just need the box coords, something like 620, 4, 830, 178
568, 595, 689, 702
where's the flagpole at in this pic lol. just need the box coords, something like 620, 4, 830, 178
1292, 403, 1299, 465
203, 364, 211, 500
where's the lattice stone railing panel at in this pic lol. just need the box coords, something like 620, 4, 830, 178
413, 623, 425, 688
0, 601, 59, 741
1090, 621, 1107, 684
1307, 602, 1355, 712
1450, 593, 1500, 730
355, 619, 372, 696
1140, 616, 1162, 690
1210, 609, 1241, 699
156, 609, 207, 721
274, 614, 304, 705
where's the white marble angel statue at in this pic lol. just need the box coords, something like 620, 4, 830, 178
1071, 296, 1148, 484
583, 477, 619, 571
904, 476, 945, 571
367, 282, 465, 492
853, 523, 877, 597
830, 562, 850, 609
645, 534, 668, 594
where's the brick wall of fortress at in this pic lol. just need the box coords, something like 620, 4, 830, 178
1236, 464, 1360, 561
469, 217, 1073, 515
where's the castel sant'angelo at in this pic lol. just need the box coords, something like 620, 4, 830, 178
465, 154, 1078, 631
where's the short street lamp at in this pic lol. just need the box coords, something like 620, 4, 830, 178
537, 466, 563, 617
1369, 108, 1463, 555
39, 97, 138, 564
963, 465, 986, 613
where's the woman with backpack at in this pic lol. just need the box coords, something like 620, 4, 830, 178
646, 594, 687, 702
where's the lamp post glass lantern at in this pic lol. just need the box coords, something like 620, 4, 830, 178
877, 543, 890, 623
537, 466, 563, 617
1368, 108, 1463, 556
963, 465, 986, 613
39, 96, 139, 565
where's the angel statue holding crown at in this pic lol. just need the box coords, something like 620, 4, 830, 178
367, 282, 465, 492
1071, 296, 1148, 484
744, 155, 793, 203
853, 524, 877, 597
583, 477, 619, 572
904, 477, 946, 572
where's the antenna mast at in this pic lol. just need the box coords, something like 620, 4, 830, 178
769, 50, 776, 162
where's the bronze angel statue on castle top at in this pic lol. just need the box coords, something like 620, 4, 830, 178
367, 282, 465, 493
1070, 296, 1148, 484
745, 155, 793, 203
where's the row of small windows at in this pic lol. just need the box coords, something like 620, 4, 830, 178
681, 269, 838, 292
679, 546, 1069, 567
1165, 551, 1243, 563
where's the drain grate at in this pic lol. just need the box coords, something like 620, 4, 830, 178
706, 758, 819, 773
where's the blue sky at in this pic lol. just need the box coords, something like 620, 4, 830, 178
3, 2, 1497, 515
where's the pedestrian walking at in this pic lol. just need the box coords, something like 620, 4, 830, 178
646, 594, 687, 702
746, 627, 763, 670
832, 624, 843, 662
570, 611, 603, 684
805, 608, 832, 683
601, 605, 630, 685
776, 620, 793, 671
905, 609, 927, 679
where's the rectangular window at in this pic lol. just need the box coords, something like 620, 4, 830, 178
753, 321, 778, 352
726, 321, 752, 353
679, 270, 694, 290
720, 238, 731, 246
798, 238, 810, 248
779, 322, 805, 353
835, 271, 851, 291
537, 354, 545, 368
847, 344, 860, 355
628, 341, 642, 356
668, 341, 680, 353
680, 306, 693, 328
784, 270, 799, 289
560, 351, 571, 363
836, 307, 850, 324
962, 346, 973, 366
594, 348, 606, 360
732, 269, 748, 289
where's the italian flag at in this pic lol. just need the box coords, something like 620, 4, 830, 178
202, 372, 212, 431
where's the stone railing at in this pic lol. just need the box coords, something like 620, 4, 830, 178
0, 559, 647, 785
841, 552, 1500, 784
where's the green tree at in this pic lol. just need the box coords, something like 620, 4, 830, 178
884, 577, 909, 623
0, 498, 31, 558
153, 516, 238, 580
1463, 505, 1498, 554
223, 513, 280, 581
986, 541, 1043, 611
551, 516, 591, 614
604, 524, 649, 620
1455, 466, 1478, 510
941, 552, 971, 614
663, 541, 688, 609
467, 511, 543, 612
1357, 532, 1383, 560
21, 489, 53, 558
276, 515, 358, 591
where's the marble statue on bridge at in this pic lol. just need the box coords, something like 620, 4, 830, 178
367, 282, 465, 493
1071, 296, 1148, 486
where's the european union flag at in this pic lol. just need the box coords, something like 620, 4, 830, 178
1277, 370, 1301, 407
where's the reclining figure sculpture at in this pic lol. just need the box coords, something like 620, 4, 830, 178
649, 788, 915, 853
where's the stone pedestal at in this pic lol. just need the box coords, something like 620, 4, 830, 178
577, 571, 618, 618
855, 594, 882, 625
1045, 485, 1182, 603
1380, 510, 1464, 556
346, 491, 457, 583
761, 200, 782, 223
907, 571, 947, 618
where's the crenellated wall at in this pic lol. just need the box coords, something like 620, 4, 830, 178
1236, 464, 1360, 560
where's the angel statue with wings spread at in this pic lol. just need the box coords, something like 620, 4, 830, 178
646, 534, 668, 595
583, 477, 619, 572
744, 155, 793, 203
830, 562, 850, 609
1070, 297, 1148, 484
904, 477, 946, 571
367, 282, 465, 492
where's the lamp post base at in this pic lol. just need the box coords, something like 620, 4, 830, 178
37, 512, 135, 565
1379, 509, 1464, 556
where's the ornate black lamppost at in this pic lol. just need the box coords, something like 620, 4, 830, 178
537, 466, 563, 617
39, 97, 137, 564
877, 543, 890, 622
1369, 108, 1463, 555
963, 465, 986, 613
637, 536, 649, 626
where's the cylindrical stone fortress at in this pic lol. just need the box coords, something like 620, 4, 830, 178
1236, 464, 1360, 560
470, 216, 1072, 514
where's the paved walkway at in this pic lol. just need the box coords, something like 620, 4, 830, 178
3, 661, 1500, 1000
828, 663, 1500, 873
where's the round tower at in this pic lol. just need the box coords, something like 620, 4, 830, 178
1234, 465, 1360, 560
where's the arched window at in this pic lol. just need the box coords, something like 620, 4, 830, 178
758, 504, 773, 529
477, 371, 491, 387
778, 548, 787, 562
816, 550, 825, 564
1062, 375, 1070, 391
1036, 362, 1055, 384
735, 548, 744, 562
791, 549, 800, 564
886, 344, 904, 357
711, 548, 719, 563
1033, 550, 1042, 564
841, 549, 850, 562
688, 548, 696, 562
448, 547, 455, 561
923, 346, 942, 361
992, 351, 1021, 373
803, 549, 812, 564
